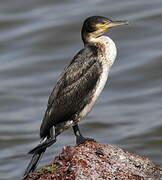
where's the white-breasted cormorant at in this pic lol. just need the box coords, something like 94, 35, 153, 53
23, 16, 128, 177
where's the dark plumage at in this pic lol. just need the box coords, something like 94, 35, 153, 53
40, 46, 102, 138
23, 16, 128, 178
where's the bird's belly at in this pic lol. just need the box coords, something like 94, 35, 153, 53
79, 66, 109, 119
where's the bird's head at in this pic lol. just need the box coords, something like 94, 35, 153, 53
81, 16, 128, 44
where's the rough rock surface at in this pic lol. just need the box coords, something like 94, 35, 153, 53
25, 141, 162, 180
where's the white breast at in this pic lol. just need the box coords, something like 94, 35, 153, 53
99, 36, 117, 66
80, 36, 117, 119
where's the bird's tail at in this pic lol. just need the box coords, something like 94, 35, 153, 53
23, 148, 46, 178
23, 137, 57, 179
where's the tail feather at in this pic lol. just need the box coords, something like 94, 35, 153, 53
23, 149, 46, 178
29, 138, 57, 154
23, 137, 57, 179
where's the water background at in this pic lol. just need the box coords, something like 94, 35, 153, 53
0, 0, 162, 179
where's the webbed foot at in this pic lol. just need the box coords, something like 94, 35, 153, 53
76, 136, 96, 145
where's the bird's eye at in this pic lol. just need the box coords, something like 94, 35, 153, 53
102, 20, 110, 25
102, 21, 107, 24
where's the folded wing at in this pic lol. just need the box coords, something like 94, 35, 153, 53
40, 47, 102, 138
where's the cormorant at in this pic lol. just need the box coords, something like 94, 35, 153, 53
23, 16, 128, 178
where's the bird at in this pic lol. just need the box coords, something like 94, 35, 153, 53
23, 16, 128, 178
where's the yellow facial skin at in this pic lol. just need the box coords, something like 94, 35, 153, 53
97, 23, 110, 31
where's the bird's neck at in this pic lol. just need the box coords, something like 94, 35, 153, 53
86, 36, 117, 67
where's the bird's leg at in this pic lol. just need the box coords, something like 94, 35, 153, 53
73, 124, 96, 145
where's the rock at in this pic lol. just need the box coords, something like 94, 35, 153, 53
25, 141, 162, 180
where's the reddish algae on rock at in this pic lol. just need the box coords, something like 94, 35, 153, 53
25, 141, 162, 180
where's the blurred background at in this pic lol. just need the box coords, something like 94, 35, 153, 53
0, 0, 162, 179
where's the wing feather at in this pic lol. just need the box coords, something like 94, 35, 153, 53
40, 47, 101, 138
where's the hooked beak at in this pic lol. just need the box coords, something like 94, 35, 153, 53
107, 20, 129, 28
95, 20, 128, 38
